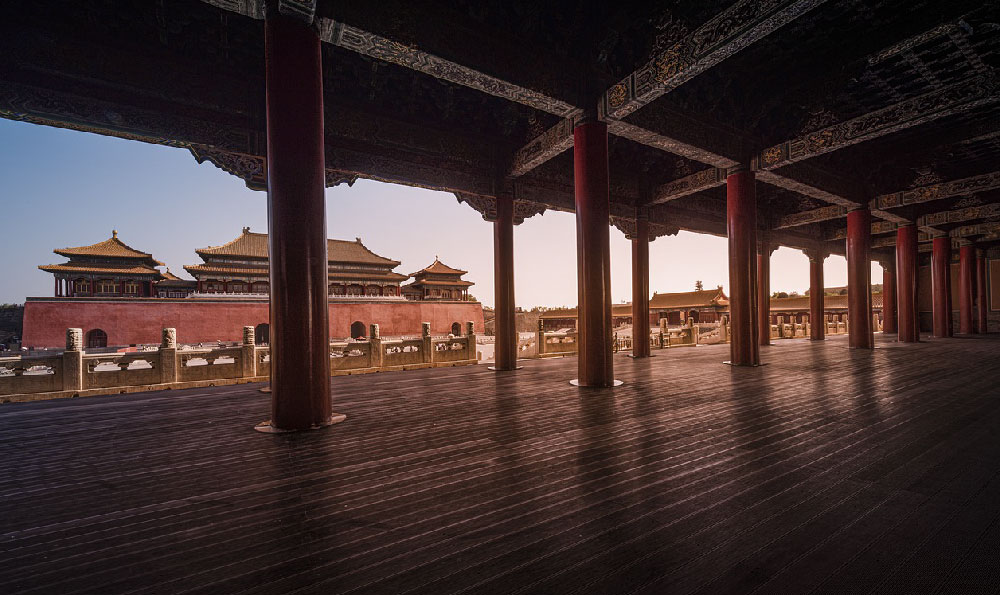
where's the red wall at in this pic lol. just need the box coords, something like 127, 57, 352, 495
22, 298, 485, 348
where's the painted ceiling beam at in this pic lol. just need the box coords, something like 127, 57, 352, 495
826, 220, 899, 240
775, 205, 849, 229
647, 168, 729, 206
949, 222, 1000, 238
872, 170, 1000, 210
599, 0, 828, 120
917, 202, 1000, 227
754, 75, 998, 171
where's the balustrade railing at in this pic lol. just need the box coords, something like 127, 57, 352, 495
0, 322, 477, 402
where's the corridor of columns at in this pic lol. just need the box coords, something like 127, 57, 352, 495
3, 1, 1000, 594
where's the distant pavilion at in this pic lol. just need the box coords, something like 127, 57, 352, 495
39, 231, 165, 298
402, 259, 474, 301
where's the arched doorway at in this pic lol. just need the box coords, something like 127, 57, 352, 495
86, 329, 107, 349
350, 321, 366, 339
451, 322, 461, 336
254, 323, 270, 345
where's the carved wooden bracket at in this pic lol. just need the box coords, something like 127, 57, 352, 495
454, 194, 546, 225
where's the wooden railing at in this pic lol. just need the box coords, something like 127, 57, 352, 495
1, 322, 477, 402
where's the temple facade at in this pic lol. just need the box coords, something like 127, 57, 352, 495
184, 228, 408, 297
39, 231, 165, 298
401, 259, 474, 301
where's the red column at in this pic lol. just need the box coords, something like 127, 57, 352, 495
631, 215, 651, 358
260, 11, 339, 432
977, 249, 988, 334
932, 237, 953, 338
727, 167, 759, 366
492, 194, 518, 371
846, 207, 873, 349
757, 241, 772, 346
809, 250, 825, 340
882, 258, 897, 334
959, 244, 975, 334
896, 225, 919, 342
54, 277, 59, 297
573, 118, 616, 386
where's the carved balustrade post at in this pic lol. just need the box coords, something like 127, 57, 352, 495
369, 323, 382, 369
241, 326, 257, 378
160, 327, 178, 384
422, 322, 432, 364
466, 321, 477, 362
63, 328, 83, 392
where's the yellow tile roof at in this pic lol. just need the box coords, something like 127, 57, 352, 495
196, 228, 400, 266
410, 258, 468, 277
54, 230, 164, 266
39, 263, 164, 277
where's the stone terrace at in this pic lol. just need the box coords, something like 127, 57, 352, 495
2, 334, 1000, 595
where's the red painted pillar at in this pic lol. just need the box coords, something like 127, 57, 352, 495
896, 225, 919, 342
959, 244, 975, 334
882, 258, 897, 334
260, 11, 339, 432
809, 250, 825, 340
54, 277, 58, 297
573, 118, 616, 386
846, 207, 873, 349
757, 240, 772, 346
493, 194, 517, 370
631, 215, 651, 358
977, 249, 989, 334
932, 237, 953, 338
727, 167, 759, 366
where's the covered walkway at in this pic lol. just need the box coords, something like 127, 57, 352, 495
3, 335, 999, 595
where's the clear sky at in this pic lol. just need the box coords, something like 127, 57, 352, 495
0, 118, 883, 307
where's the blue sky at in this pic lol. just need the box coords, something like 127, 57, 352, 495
0, 118, 880, 307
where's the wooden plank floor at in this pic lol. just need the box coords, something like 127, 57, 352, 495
2, 334, 999, 595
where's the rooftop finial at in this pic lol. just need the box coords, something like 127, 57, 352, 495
242, 226, 250, 234
112, 229, 118, 239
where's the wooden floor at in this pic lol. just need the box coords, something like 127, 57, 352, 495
2, 334, 1000, 595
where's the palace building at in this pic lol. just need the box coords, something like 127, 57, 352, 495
39, 231, 166, 298
402, 258, 474, 301
184, 228, 409, 297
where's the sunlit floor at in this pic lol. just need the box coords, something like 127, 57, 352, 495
3, 333, 999, 595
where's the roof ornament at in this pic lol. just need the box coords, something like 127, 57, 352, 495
112, 229, 118, 239
242, 226, 250, 234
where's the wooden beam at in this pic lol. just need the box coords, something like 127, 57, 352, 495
873, 170, 1000, 210
509, 118, 577, 177
647, 168, 728, 205
950, 222, 1000, 238
754, 75, 999, 170
317, 19, 580, 119
600, 0, 828, 120
774, 205, 849, 229
605, 120, 738, 168
757, 171, 856, 208
827, 220, 898, 240
919, 202, 1000, 227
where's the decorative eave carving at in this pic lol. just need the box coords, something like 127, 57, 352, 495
454, 194, 546, 225
325, 170, 358, 188
197, 1, 315, 23
609, 215, 679, 242
918, 203, 1000, 227
825, 220, 898, 241
189, 147, 266, 191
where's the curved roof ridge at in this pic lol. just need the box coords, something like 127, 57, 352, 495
54, 231, 164, 266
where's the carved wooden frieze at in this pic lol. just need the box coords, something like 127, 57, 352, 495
197, 0, 263, 19
826, 220, 897, 240
601, 0, 828, 120
318, 19, 579, 119
874, 171, 1000, 210
605, 120, 737, 168
756, 75, 999, 170
755, 170, 855, 207
325, 171, 359, 188
949, 222, 1000, 238
918, 203, 1000, 227
649, 168, 727, 205
775, 205, 847, 229
510, 117, 577, 177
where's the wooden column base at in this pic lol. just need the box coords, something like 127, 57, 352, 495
254, 413, 346, 433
